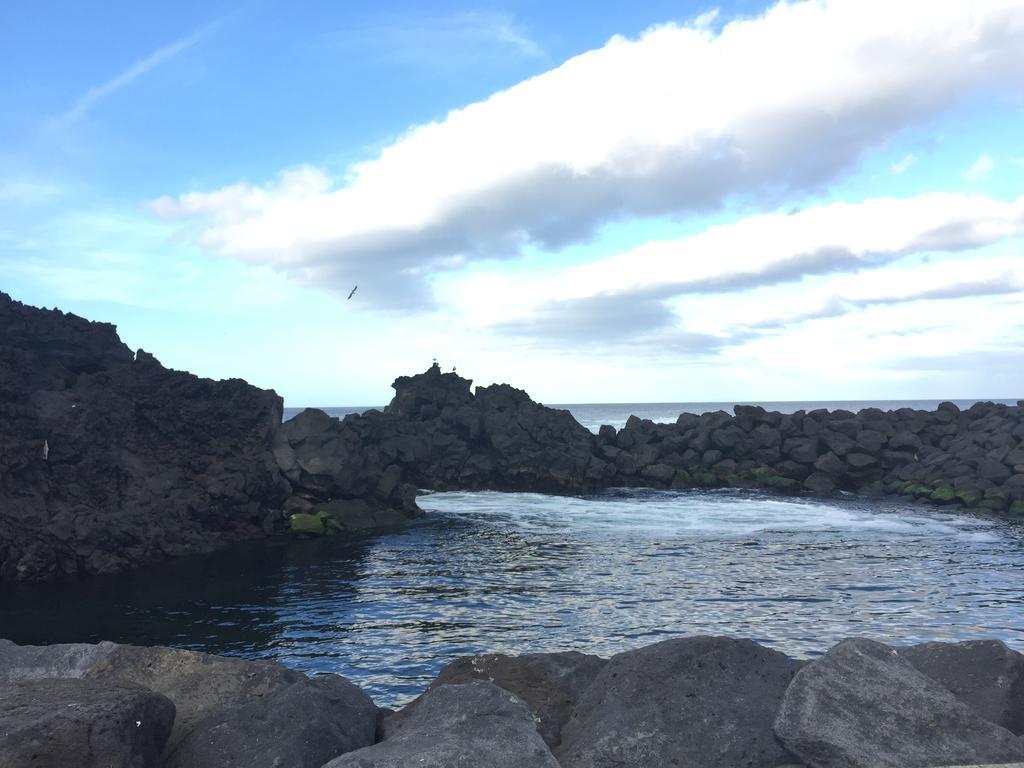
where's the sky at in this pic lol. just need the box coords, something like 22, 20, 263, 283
2, 0, 1023, 406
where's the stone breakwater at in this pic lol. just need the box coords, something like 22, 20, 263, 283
2, 635, 1023, 768
2, 290, 1022, 582
279, 363, 1024, 537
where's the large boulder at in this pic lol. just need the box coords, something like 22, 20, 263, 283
82, 643, 339, 753
556, 636, 801, 768
166, 674, 377, 768
323, 681, 560, 768
382, 650, 605, 748
0, 678, 175, 768
898, 639, 1024, 735
0, 640, 378, 763
774, 637, 1024, 768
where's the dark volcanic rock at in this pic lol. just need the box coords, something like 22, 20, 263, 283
0, 677, 175, 768
0, 640, 378, 764
774, 637, 1024, 768
898, 639, 1024, 735
278, 363, 599, 499
556, 636, 801, 768
0, 291, 290, 581
382, 650, 605, 748
166, 674, 377, 768
324, 681, 560, 768
82, 643, 327, 754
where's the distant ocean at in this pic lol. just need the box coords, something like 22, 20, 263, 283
283, 399, 1022, 433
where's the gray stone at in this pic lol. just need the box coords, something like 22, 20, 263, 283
855, 429, 886, 454
167, 674, 377, 768
557, 636, 801, 768
640, 463, 676, 484
0, 638, 116, 683
83, 643, 319, 753
813, 451, 846, 477
845, 452, 878, 470
774, 638, 1024, 768
889, 429, 923, 452
803, 472, 837, 494
898, 640, 1024, 735
382, 650, 604, 748
0, 678, 175, 768
324, 681, 559, 768
978, 457, 1012, 483
783, 437, 819, 464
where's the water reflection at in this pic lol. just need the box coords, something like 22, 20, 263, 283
2, 489, 1023, 707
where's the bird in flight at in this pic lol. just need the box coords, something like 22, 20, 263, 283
347, 285, 358, 300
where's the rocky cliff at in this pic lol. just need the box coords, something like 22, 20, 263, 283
0, 292, 294, 581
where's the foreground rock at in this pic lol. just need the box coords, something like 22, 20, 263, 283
6, 635, 1024, 768
0, 640, 377, 767
166, 674, 376, 768
775, 638, 1024, 768
381, 650, 605, 748
324, 681, 560, 768
0, 678, 175, 768
898, 639, 1024, 736
556, 636, 802, 768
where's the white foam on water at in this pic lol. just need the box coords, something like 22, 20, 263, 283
417, 489, 993, 541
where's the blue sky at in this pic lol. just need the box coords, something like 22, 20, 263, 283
2, 0, 1023, 406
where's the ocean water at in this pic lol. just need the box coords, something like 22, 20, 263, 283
3, 488, 1022, 707
283, 398, 1021, 432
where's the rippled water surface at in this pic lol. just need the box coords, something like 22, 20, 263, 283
3, 489, 1023, 706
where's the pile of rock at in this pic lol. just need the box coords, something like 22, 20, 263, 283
597, 401, 1024, 514
3, 635, 1023, 767
282, 369, 1024, 526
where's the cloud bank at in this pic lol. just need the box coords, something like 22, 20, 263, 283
150, 0, 1024, 307
485, 193, 1024, 343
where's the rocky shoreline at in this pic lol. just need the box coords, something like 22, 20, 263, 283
2, 635, 1023, 767
2, 290, 1022, 582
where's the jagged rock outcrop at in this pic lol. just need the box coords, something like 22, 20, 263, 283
276, 364, 602, 532
0, 292, 294, 581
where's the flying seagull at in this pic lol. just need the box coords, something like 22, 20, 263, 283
347, 285, 358, 300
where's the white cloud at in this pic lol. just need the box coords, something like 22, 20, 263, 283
52, 20, 218, 128
890, 154, 916, 174
964, 154, 996, 181
469, 193, 1024, 342
151, 0, 1024, 308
